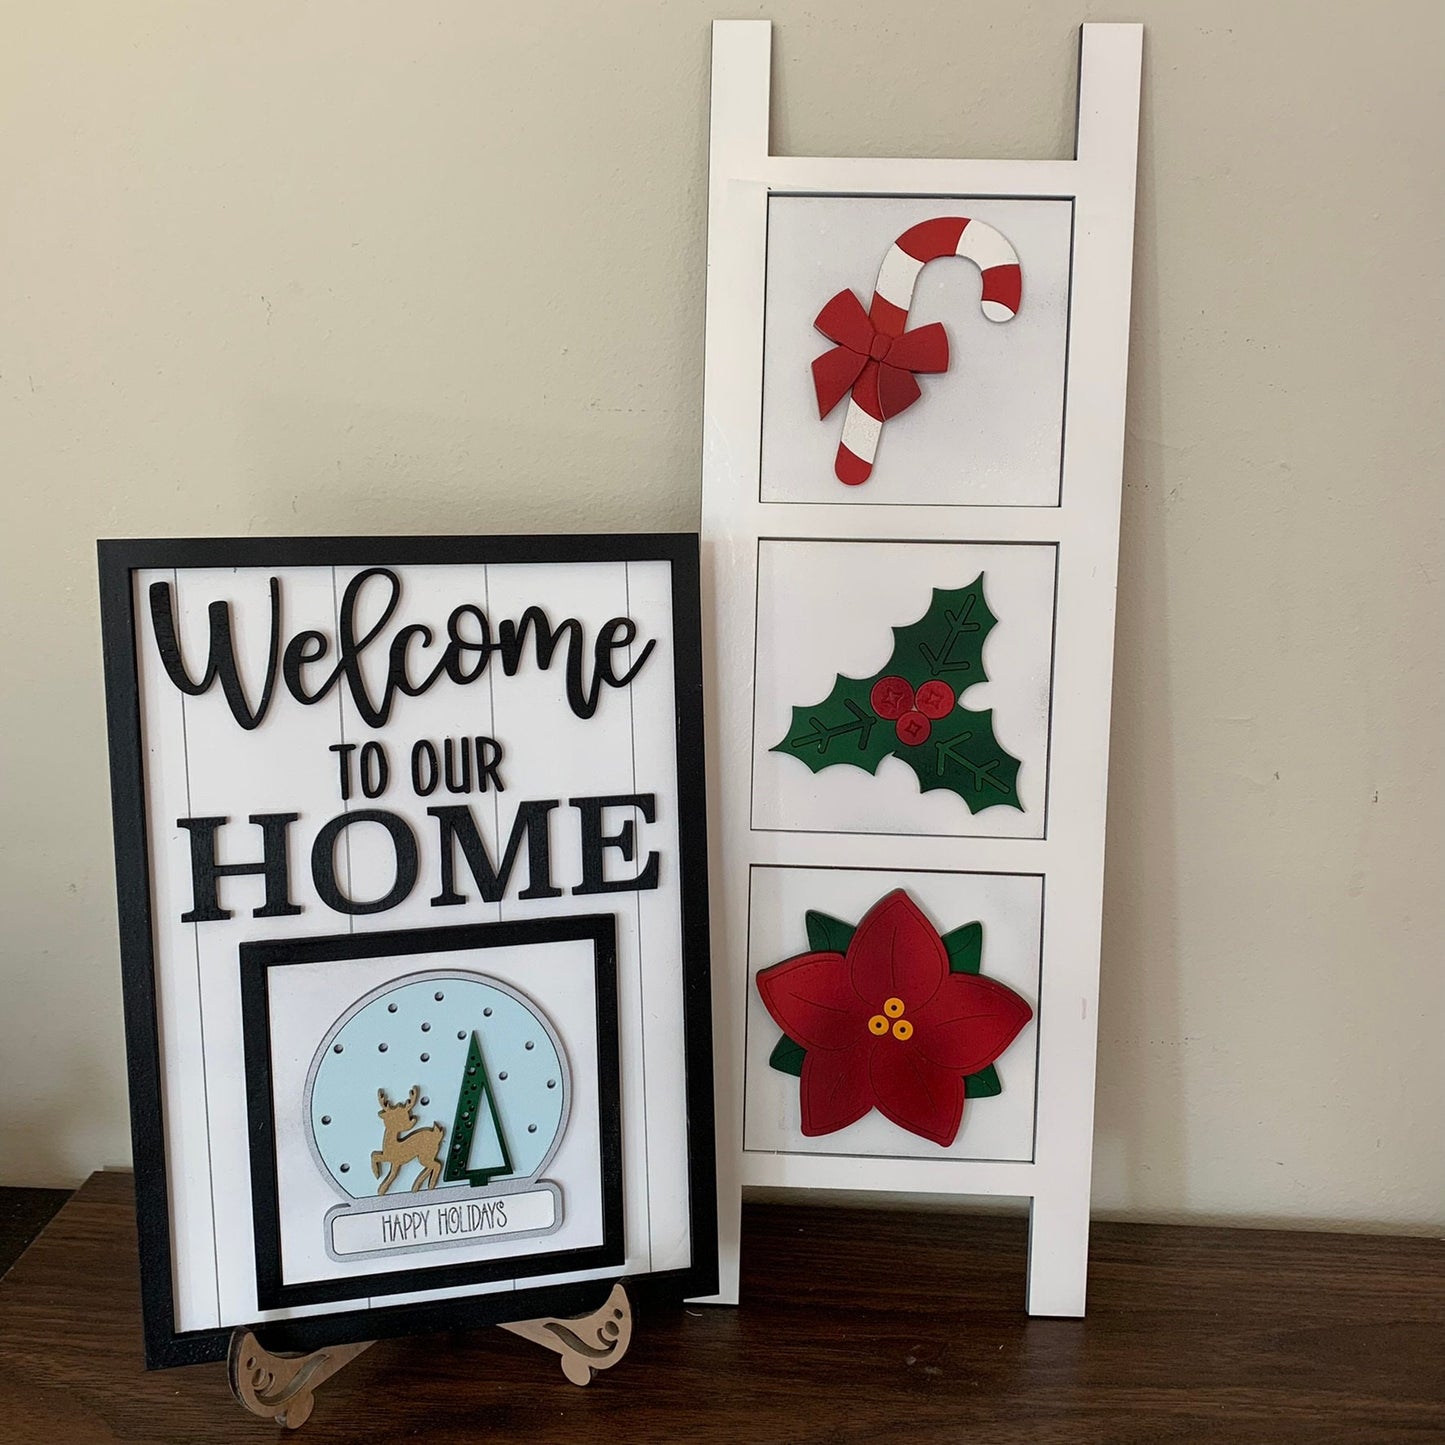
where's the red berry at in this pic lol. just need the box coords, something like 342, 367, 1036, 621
895, 710, 932, 747
870, 675, 915, 720
914, 680, 955, 719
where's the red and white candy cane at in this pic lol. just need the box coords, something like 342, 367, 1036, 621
810, 217, 1022, 485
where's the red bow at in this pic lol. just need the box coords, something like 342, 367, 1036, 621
810, 290, 950, 421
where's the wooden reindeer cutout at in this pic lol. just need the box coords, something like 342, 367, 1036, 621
372, 1085, 445, 1195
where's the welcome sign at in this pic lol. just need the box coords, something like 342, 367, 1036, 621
98, 535, 715, 1367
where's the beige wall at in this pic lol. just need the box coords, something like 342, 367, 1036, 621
2, 2, 1440, 1231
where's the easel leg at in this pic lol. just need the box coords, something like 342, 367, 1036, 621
499, 1281, 633, 1385
228, 1333, 373, 1429
228, 1282, 634, 1428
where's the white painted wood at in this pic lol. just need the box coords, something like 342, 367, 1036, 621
133, 569, 219, 1332
701, 20, 1142, 1316
139, 565, 348, 1332
699, 16, 774, 1309
617, 560, 695, 1273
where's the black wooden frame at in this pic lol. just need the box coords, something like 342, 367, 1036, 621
97, 533, 717, 1368
240, 915, 624, 1309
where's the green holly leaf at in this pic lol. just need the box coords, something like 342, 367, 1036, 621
894, 707, 1022, 811
805, 910, 856, 954
771, 573, 1024, 814
943, 920, 983, 974
768, 1034, 806, 1077
964, 1064, 1002, 1099
771, 673, 895, 775
884, 575, 997, 693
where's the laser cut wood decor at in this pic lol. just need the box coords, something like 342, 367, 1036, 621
700, 22, 1142, 1314
98, 535, 716, 1369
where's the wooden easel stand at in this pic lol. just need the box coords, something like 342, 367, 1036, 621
227, 1282, 633, 1428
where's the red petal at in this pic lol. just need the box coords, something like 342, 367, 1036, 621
846, 890, 948, 1012
756, 952, 865, 1052
912, 973, 1034, 1075
799, 1043, 874, 1136
868, 1043, 964, 1147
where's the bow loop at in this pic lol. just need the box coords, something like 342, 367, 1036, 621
884, 321, 949, 376
874, 364, 922, 421
811, 290, 951, 422
811, 346, 869, 420
813, 289, 875, 352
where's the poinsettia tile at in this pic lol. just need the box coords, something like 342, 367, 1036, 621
743, 866, 1041, 1162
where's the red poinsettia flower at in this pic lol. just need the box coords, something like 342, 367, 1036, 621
756, 890, 1033, 1147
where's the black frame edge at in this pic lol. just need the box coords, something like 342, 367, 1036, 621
96, 533, 719, 1366
239, 916, 626, 1311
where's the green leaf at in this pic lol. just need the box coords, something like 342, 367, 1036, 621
893, 706, 1023, 813
964, 1064, 1002, 1099
772, 572, 1025, 816
942, 920, 983, 973
771, 672, 895, 774
884, 575, 998, 694
804, 910, 856, 955
768, 1034, 806, 1078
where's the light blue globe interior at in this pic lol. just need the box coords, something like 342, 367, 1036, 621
310, 974, 566, 1199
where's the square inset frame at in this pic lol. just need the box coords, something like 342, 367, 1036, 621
241, 916, 625, 1312
761, 195, 1073, 507
751, 538, 1058, 839
743, 866, 1042, 1164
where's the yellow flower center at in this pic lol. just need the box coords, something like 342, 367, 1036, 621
869, 997, 913, 1041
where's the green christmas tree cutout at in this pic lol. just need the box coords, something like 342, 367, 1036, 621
443, 1031, 514, 1187
768, 909, 1003, 1100
772, 574, 1023, 813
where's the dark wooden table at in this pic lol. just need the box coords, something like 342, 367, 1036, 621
0, 1172, 1439, 1442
